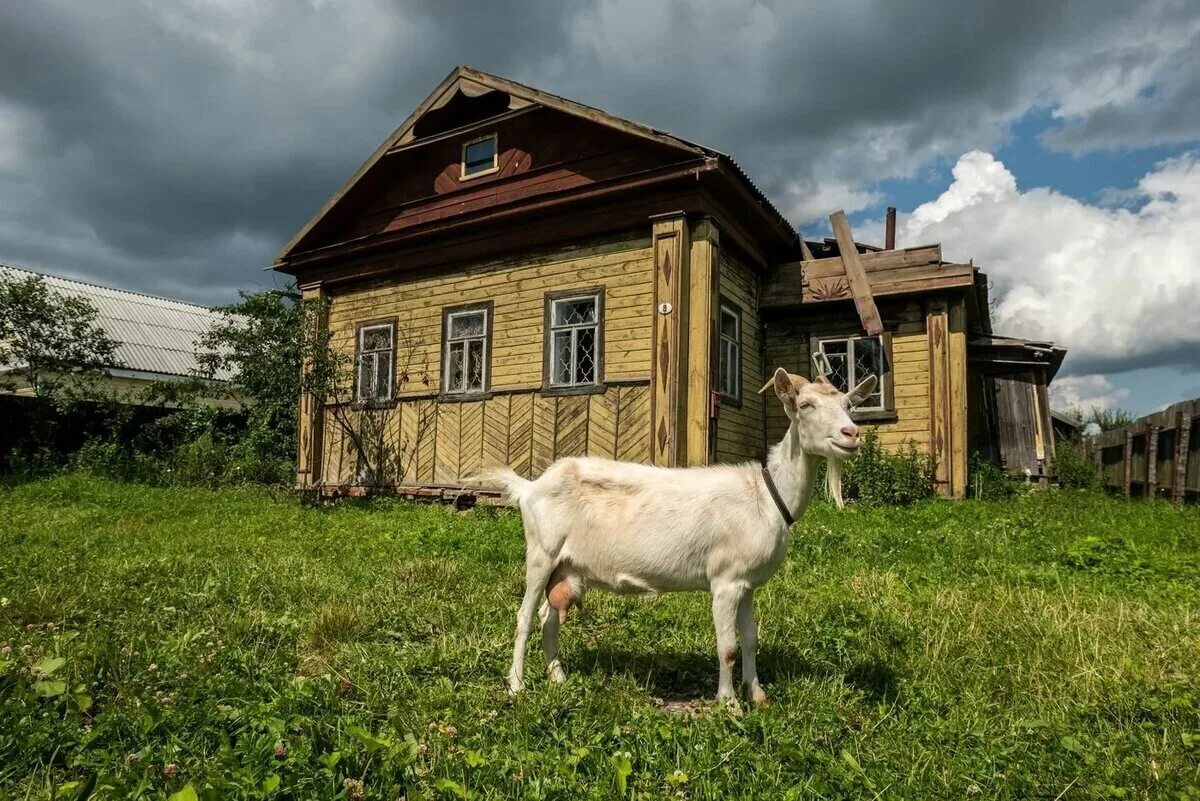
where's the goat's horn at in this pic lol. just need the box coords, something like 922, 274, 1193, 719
756, 379, 775, 395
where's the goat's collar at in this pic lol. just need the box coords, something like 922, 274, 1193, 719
760, 466, 795, 528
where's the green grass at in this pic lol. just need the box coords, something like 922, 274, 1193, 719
1, 475, 1198, 800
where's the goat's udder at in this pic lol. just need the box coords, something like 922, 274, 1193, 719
547, 578, 574, 624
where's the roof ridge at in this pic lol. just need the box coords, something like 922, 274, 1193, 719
0, 263, 218, 311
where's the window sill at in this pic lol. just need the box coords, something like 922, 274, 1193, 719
718, 393, 742, 409
540, 382, 607, 397
852, 409, 898, 423
351, 399, 398, 411
438, 391, 493, 403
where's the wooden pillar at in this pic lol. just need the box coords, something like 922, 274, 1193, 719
1123, 429, 1134, 497
1175, 410, 1192, 505
1093, 438, 1103, 484
947, 297, 968, 498
685, 218, 719, 466
926, 297, 952, 497
297, 284, 329, 491
1146, 423, 1159, 499
650, 212, 690, 467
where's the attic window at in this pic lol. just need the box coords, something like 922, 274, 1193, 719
461, 134, 498, 180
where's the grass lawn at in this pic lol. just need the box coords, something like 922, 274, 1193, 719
1, 476, 1198, 800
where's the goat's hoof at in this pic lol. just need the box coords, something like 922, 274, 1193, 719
507, 676, 525, 695
747, 685, 769, 707
718, 696, 744, 716
547, 664, 567, 684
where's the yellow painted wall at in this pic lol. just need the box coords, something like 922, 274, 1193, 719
763, 299, 932, 453
317, 234, 655, 487
713, 252, 765, 464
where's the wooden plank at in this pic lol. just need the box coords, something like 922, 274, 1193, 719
532, 394, 557, 476
459, 401, 485, 480
616, 384, 651, 463
650, 214, 688, 466
587, 388, 619, 459
413, 400, 437, 484
555, 395, 589, 458
1175, 410, 1191, 505
829, 211, 884, 336
434, 403, 461, 483
1123, 429, 1134, 497
1146, 423, 1159, 499
686, 218, 718, 465
926, 298, 951, 496
508, 392, 534, 478
481, 395, 510, 468
948, 298, 968, 497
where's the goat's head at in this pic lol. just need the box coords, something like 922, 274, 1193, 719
758, 367, 877, 463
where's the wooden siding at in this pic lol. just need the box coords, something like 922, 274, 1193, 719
316, 235, 654, 486
318, 385, 651, 486
763, 299, 932, 454
714, 252, 765, 464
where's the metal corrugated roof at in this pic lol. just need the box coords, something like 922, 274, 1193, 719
0, 264, 231, 380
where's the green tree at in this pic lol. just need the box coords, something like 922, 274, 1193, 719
194, 288, 305, 462
0, 272, 120, 401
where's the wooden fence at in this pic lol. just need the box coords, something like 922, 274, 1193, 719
1090, 396, 1199, 503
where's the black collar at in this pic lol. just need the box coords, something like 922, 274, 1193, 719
760, 466, 795, 527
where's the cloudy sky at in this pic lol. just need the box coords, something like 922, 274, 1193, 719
2, 0, 1198, 414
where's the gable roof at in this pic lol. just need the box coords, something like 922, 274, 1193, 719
275, 65, 795, 263
0, 264, 230, 380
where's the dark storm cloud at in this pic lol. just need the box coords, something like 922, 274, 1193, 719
0, 0, 1198, 305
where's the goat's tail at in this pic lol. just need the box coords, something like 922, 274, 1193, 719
473, 466, 533, 506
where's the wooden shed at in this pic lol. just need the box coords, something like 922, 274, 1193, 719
273, 66, 1062, 499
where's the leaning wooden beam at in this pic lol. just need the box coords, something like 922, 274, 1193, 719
829, 211, 885, 336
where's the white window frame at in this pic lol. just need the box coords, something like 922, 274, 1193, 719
717, 302, 741, 400
547, 292, 602, 389
814, 333, 887, 412
460, 133, 499, 181
356, 321, 395, 403
442, 306, 489, 395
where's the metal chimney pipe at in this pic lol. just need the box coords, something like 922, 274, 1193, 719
885, 206, 896, 250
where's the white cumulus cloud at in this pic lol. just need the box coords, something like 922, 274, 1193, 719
896, 151, 1200, 376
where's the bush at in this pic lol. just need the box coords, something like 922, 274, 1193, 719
74, 438, 159, 483
823, 429, 936, 506
1055, 439, 1100, 490
968, 453, 1026, 500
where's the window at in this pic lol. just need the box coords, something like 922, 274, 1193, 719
461, 134, 498, 179
545, 289, 603, 390
442, 303, 491, 395
717, 301, 741, 400
355, 321, 395, 403
813, 333, 890, 413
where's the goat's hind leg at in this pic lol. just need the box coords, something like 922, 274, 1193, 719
507, 549, 555, 694
539, 600, 566, 683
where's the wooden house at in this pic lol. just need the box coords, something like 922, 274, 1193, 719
273, 66, 1063, 499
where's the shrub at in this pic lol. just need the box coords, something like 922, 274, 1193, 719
1055, 439, 1100, 490
968, 453, 1026, 500
73, 438, 158, 483
826, 429, 936, 506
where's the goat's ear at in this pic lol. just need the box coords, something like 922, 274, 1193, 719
847, 374, 878, 405
753, 366, 792, 400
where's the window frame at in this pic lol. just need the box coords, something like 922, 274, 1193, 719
542, 286, 605, 396
459, 133, 500, 181
716, 296, 743, 405
810, 330, 896, 421
439, 301, 493, 400
353, 317, 398, 406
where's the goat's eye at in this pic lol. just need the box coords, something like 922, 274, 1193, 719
797, 401, 814, 411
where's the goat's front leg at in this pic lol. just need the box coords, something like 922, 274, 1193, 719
710, 581, 744, 706
737, 590, 768, 706
508, 553, 554, 693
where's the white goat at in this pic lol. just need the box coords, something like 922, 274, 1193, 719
481, 368, 876, 705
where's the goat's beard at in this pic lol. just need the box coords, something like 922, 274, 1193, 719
825, 458, 845, 509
